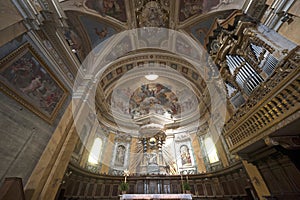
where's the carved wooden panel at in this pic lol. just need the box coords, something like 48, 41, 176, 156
255, 153, 300, 199
87, 183, 94, 196
205, 183, 213, 196
197, 184, 204, 195
73, 181, 80, 196
80, 182, 87, 196
104, 184, 110, 196
63, 162, 253, 198
95, 184, 102, 196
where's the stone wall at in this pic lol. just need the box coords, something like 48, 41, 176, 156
0, 92, 69, 185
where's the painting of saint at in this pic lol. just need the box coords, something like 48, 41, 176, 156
115, 145, 126, 166
0, 44, 67, 123
180, 145, 192, 166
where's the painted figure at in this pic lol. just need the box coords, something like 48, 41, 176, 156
180, 145, 192, 166
115, 145, 126, 166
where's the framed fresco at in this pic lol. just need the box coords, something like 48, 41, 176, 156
0, 43, 68, 124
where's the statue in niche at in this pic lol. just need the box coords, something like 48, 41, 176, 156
115, 145, 125, 166
180, 145, 192, 166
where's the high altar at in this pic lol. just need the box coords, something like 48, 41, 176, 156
120, 194, 192, 200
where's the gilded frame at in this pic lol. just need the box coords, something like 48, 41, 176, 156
0, 43, 68, 124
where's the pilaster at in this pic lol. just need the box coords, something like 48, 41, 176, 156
129, 137, 139, 174
24, 103, 74, 200
190, 133, 206, 173
100, 132, 115, 174
242, 160, 271, 199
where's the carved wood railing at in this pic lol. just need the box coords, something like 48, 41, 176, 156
223, 47, 300, 153
61, 161, 253, 199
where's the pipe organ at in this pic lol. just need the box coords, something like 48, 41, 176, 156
206, 11, 296, 110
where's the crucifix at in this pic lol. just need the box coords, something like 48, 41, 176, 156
124, 169, 130, 183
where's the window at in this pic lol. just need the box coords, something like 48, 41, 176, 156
88, 138, 102, 164
204, 137, 219, 163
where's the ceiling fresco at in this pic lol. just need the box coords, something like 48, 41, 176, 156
79, 15, 117, 48
84, 0, 127, 22
59, 0, 244, 133
179, 0, 247, 22
179, 0, 220, 22
128, 83, 180, 118
60, 0, 246, 59
107, 76, 201, 127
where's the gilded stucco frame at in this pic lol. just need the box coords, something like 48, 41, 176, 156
0, 43, 68, 124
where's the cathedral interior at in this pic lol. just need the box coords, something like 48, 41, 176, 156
0, 0, 299, 200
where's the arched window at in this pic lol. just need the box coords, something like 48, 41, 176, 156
88, 138, 102, 164
204, 137, 219, 164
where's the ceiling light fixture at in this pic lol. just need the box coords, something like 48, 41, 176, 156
145, 74, 159, 81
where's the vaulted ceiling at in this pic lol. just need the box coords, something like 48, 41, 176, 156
59, 0, 247, 136
60, 0, 246, 59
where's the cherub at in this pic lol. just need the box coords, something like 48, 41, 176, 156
94, 27, 108, 39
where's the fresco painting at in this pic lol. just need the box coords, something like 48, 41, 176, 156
85, 0, 127, 22
0, 43, 67, 123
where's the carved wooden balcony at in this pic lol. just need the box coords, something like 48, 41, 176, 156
223, 47, 300, 154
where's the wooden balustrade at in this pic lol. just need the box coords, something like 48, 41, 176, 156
223, 47, 300, 153
59, 162, 254, 200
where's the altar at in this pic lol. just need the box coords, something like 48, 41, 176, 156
120, 194, 192, 200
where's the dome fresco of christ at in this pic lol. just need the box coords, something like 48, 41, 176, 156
129, 83, 180, 119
